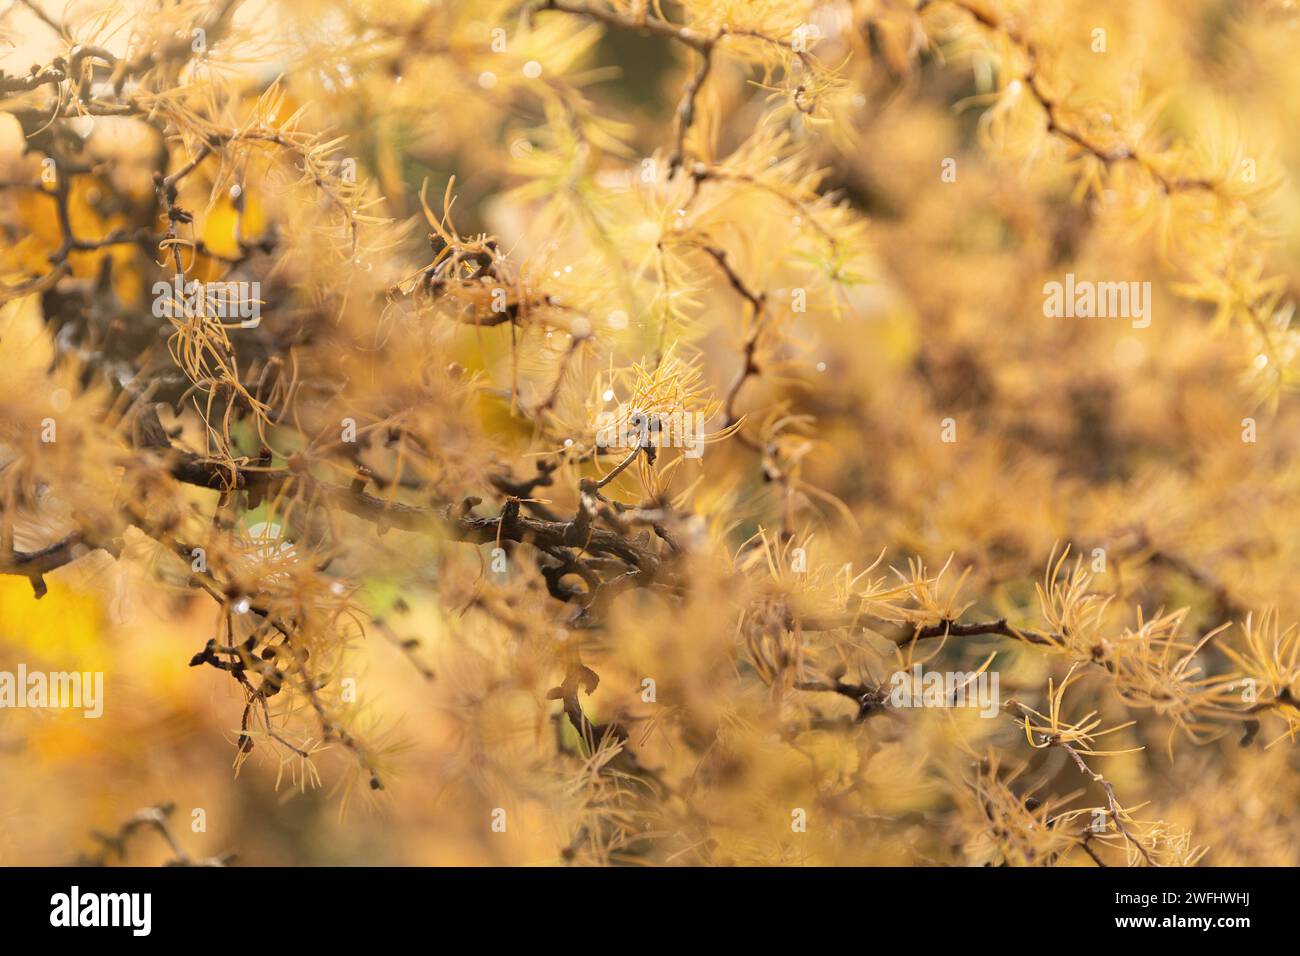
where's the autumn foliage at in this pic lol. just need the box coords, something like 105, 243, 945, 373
1, 0, 1299, 866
